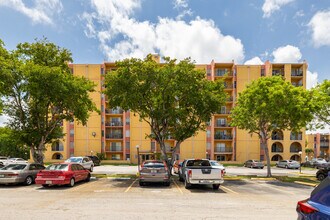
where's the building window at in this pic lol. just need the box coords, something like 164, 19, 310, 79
70, 129, 74, 137
126, 130, 130, 137
126, 141, 130, 150
126, 117, 130, 125
51, 141, 64, 151
52, 153, 63, 160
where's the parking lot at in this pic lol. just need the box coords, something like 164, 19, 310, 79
0, 166, 314, 220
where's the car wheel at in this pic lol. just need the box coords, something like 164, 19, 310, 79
285, 165, 288, 169
69, 178, 75, 187
89, 166, 93, 172
184, 179, 191, 189
85, 173, 91, 182
179, 174, 184, 182
317, 173, 326, 181
24, 176, 33, 186
212, 184, 220, 190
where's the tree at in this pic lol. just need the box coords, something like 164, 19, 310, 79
230, 76, 314, 177
312, 80, 330, 126
104, 55, 226, 172
0, 127, 30, 159
0, 38, 98, 164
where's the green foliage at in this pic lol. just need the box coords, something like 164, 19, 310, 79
0, 127, 30, 159
0, 38, 98, 164
96, 152, 106, 161
231, 76, 314, 176
312, 79, 330, 126
104, 55, 226, 167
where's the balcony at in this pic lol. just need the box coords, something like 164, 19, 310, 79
224, 83, 234, 90
105, 121, 123, 126
320, 139, 329, 148
291, 69, 303, 77
214, 133, 233, 140
105, 108, 124, 114
215, 69, 233, 77
226, 96, 234, 102
290, 133, 302, 140
215, 122, 231, 127
291, 82, 303, 87
217, 110, 231, 115
106, 146, 123, 152
214, 147, 233, 153
105, 133, 123, 139
272, 69, 284, 76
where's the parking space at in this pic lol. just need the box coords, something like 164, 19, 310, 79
0, 167, 316, 220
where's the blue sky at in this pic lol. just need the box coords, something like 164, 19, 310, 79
0, 0, 329, 85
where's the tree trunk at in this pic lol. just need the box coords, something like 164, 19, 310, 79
260, 132, 272, 177
30, 141, 45, 165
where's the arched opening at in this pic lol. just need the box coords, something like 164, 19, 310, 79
290, 154, 300, 161
271, 130, 283, 140
271, 142, 283, 153
52, 153, 63, 160
290, 142, 302, 153
271, 154, 283, 161
52, 141, 64, 151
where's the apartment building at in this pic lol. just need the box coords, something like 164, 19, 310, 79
307, 133, 330, 160
44, 57, 308, 164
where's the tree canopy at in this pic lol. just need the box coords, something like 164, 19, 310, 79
231, 76, 314, 177
0, 127, 30, 159
104, 55, 226, 169
0, 38, 98, 164
312, 80, 330, 126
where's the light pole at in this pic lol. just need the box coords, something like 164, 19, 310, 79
136, 145, 140, 171
299, 151, 302, 174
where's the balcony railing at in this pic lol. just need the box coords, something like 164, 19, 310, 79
214, 134, 233, 140
291, 69, 303, 76
291, 82, 303, 87
215, 123, 231, 127
224, 84, 234, 89
214, 147, 233, 153
105, 134, 123, 139
107, 146, 123, 152
217, 110, 231, 114
105, 109, 124, 114
215, 69, 233, 77
272, 69, 284, 76
226, 96, 233, 102
105, 121, 123, 126
271, 136, 284, 140
290, 134, 302, 140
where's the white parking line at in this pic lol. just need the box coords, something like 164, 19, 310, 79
257, 182, 295, 195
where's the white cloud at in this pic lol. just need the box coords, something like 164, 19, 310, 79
0, 114, 9, 127
306, 71, 318, 90
262, 0, 295, 18
272, 45, 302, 63
0, 0, 63, 25
294, 10, 304, 18
82, 0, 245, 64
308, 10, 330, 47
173, 0, 189, 9
244, 57, 263, 65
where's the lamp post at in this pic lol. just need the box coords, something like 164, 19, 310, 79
136, 145, 140, 171
299, 151, 302, 174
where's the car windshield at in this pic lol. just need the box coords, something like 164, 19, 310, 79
46, 164, 68, 171
186, 160, 210, 166
1, 164, 26, 170
143, 163, 164, 168
210, 161, 220, 166
65, 158, 82, 163
253, 160, 261, 162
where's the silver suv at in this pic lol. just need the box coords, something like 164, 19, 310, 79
276, 160, 300, 169
65, 157, 94, 172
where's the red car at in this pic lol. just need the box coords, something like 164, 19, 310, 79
35, 163, 90, 187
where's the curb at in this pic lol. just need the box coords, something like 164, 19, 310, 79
294, 181, 318, 187
251, 178, 276, 181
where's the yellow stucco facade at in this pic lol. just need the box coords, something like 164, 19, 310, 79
44, 59, 308, 164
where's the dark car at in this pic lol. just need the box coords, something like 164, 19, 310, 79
316, 162, 330, 169
296, 175, 330, 219
316, 167, 330, 181
87, 156, 101, 166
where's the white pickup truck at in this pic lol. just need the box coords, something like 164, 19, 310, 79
178, 159, 224, 190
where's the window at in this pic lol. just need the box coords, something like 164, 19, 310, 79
126, 141, 130, 150
126, 117, 130, 125
52, 141, 64, 151
126, 130, 130, 137
70, 129, 74, 137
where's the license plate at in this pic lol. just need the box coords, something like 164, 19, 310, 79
151, 169, 157, 174
0, 174, 4, 178
46, 181, 52, 184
